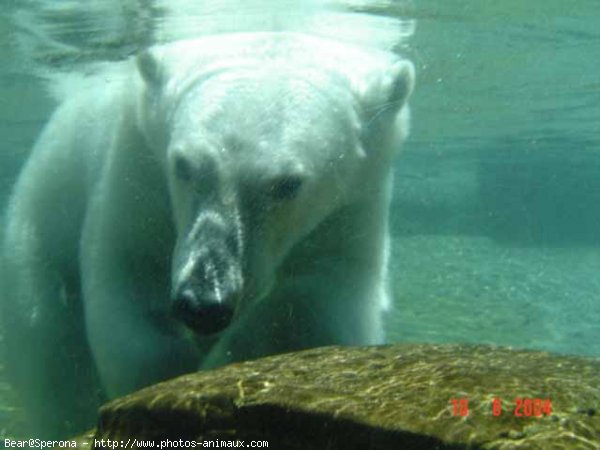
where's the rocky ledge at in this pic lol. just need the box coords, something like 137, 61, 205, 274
77, 344, 599, 449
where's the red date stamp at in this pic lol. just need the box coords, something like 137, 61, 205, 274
451, 398, 552, 417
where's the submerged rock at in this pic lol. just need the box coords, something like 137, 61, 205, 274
84, 344, 598, 449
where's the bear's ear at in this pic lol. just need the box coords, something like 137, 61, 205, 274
360, 60, 415, 128
136, 49, 164, 87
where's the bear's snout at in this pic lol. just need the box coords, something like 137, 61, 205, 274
171, 283, 235, 335
171, 209, 244, 335
171, 251, 242, 335
171, 245, 243, 335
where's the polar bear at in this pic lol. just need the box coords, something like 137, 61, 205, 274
0, 32, 414, 438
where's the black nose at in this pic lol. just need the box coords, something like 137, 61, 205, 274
172, 288, 234, 335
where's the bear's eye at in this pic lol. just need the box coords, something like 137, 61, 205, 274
269, 175, 304, 201
174, 155, 193, 182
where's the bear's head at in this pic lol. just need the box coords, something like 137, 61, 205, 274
135, 37, 414, 336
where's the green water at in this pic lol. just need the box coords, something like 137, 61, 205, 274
1, 0, 599, 355
386, 0, 600, 356
0, 0, 599, 438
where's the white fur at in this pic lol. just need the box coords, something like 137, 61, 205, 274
0, 32, 413, 438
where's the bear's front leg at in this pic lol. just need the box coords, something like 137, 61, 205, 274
1, 232, 102, 438
80, 158, 201, 398
1, 153, 104, 438
81, 230, 201, 397
201, 264, 388, 369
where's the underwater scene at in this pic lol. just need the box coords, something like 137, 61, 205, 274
0, 0, 599, 447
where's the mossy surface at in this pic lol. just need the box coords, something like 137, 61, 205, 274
91, 344, 600, 449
